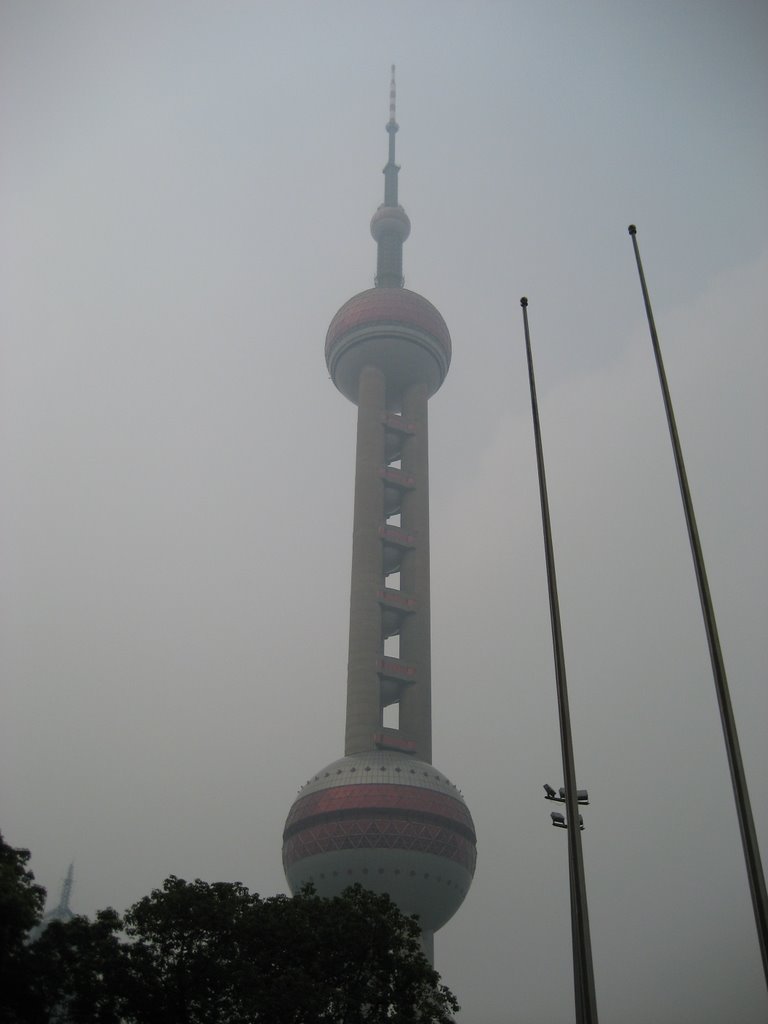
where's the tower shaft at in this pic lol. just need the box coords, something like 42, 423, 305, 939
345, 365, 387, 755
398, 382, 432, 761
345, 375, 432, 762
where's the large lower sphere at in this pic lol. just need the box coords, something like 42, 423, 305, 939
282, 751, 476, 934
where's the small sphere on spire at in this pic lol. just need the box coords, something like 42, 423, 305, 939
370, 204, 411, 244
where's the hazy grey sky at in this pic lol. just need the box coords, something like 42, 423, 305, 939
2, 3, 766, 1022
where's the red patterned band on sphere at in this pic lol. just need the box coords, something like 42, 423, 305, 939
325, 288, 452, 363
283, 783, 475, 839
282, 814, 477, 873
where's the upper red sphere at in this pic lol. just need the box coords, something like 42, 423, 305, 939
325, 288, 451, 366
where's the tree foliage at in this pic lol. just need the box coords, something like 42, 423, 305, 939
0, 833, 46, 1023
0, 842, 458, 1024
117, 879, 459, 1023
27, 909, 126, 1024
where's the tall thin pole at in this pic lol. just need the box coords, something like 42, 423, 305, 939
628, 226, 768, 990
521, 298, 599, 1024
568, 829, 586, 1023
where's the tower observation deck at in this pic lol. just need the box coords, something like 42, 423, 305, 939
282, 69, 476, 962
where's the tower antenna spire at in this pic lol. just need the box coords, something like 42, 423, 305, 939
372, 66, 410, 286
388, 64, 397, 129
383, 64, 400, 207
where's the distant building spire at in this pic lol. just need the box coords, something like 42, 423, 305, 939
371, 65, 411, 287
56, 863, 74, 915
29, 863, 75, 939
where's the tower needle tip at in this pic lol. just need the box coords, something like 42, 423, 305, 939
520, 296, 528, 307
628, 224, 637, 235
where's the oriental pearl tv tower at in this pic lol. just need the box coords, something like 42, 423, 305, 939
282, 69, 476, 962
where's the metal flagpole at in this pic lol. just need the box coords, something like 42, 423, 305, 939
628, 225, 768, 990
520, 298, 599, 1024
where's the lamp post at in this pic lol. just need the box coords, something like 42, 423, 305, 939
521, 298, 598, 1024
628, 226, 768, 990
545, 782, 591, 1019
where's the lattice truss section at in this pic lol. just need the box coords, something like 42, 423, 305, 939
377, 411, 418, 741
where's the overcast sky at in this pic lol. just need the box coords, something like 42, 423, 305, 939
2, 3, 767, 1022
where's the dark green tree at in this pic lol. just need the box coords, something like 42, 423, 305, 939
122, 877, 263, 1024
259, 884, 459, 1024
0, 833, 46, 1023
27, 909, 126, 1024
24, 875, 458, 1023
122, 879, 458, 1023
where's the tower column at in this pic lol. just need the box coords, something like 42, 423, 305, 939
399, 382, 431, 763
284, 72, 475, 962
345, 364, 386, 755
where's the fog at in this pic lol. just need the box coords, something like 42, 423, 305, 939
2, 3, 767, 1021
